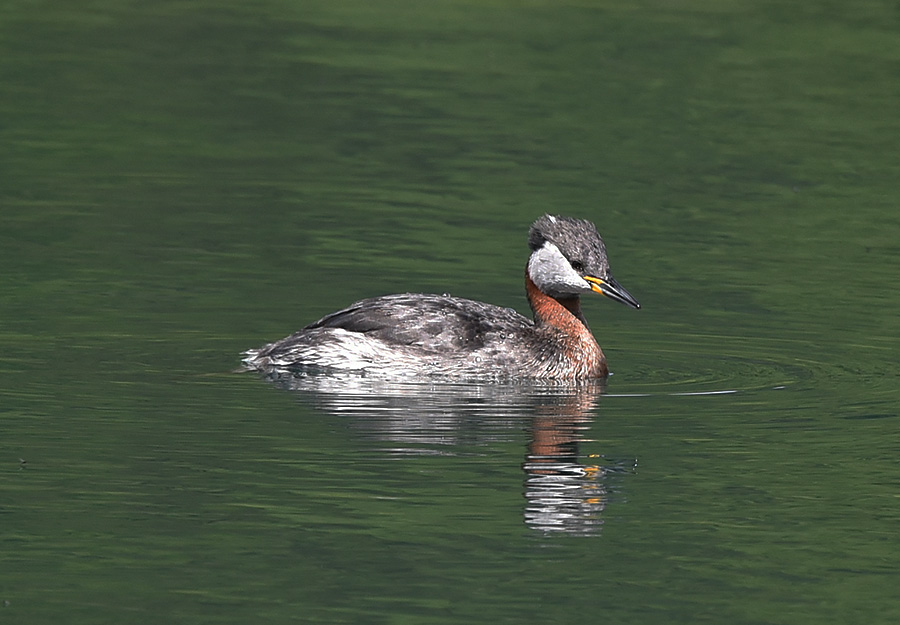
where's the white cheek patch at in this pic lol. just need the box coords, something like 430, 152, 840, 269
527, 242, 591, 296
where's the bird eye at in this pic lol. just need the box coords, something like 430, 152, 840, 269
570, 260, 584, 272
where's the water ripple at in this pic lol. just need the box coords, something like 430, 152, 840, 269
606, 347, 824, 398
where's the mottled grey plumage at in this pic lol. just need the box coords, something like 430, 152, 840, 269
529, 214, 610, 278
242, 215, 639, 379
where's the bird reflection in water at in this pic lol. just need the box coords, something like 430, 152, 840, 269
257, 370, 633, 535
523, 389, 611, 535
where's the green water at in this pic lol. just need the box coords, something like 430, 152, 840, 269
2, 0, 899, 623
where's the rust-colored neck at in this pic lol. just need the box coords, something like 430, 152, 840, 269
525, 270, 607, 378
525, 273, 590, 331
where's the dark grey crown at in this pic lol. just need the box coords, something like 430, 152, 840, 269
528, 214, 610, 278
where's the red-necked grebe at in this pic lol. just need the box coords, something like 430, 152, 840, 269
242, 215, 640, 379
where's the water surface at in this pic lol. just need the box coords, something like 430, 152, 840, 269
2, 1, 899, 623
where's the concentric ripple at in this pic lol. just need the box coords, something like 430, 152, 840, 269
606, 351, 816, 397
599, 329, 857, 398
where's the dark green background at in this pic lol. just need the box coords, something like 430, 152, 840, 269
2, 1, 899, 623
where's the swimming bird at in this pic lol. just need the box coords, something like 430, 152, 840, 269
242, 215, 640, 379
